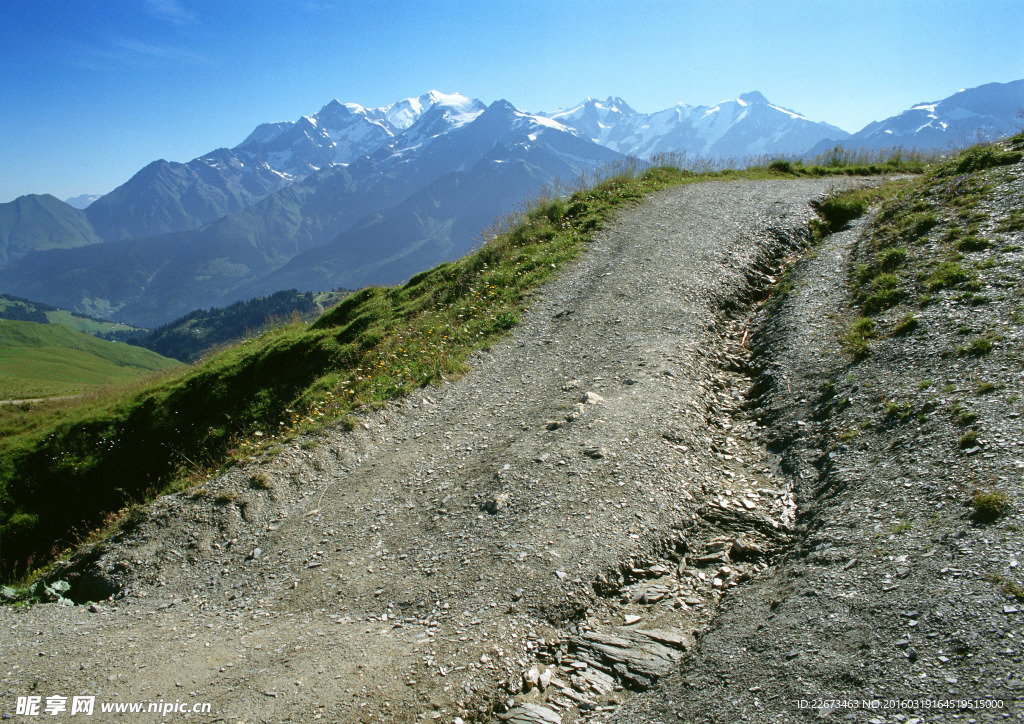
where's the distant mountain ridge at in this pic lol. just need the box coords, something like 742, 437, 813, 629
0, 94, 621, 326
808, 79, 1024, 154
1, 80, 1021, 327
0, 194, 102, 267
543, 91, 850, 159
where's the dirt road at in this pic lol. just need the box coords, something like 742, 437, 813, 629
1, 178, 871, 723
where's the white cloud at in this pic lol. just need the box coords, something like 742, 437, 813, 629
114, 37, 208, 64
143, 0, 198, 27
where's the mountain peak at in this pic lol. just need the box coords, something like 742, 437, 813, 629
486, 99, 517, 114
604, 96, 635, 113
738, 91, 769, 106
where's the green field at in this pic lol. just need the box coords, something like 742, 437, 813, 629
0, 294, 142, 337
43, 310, 139, 337
0, 320, 179, 399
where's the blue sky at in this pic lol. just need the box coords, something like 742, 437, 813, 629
2, 0, 1022, 203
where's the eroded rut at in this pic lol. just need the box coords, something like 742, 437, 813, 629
1, 178, 874, 723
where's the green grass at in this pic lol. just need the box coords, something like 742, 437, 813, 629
964, 337, 993, 356
843, 316, 876, 358
0, 320, 179, 399
844, 134, 1024, 331
951, 401, 979, 427
890, 314, 919, 336
937, 145, 1023, 176
43, 311, 141, 337
926, 261, 975, 292
0, 294, 141, 337
959, 429, 980, 448
0, 151, 939, 581
892, 520, 913, 534
971, 489, 1009, 522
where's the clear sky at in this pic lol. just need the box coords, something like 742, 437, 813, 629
2, 0, 1022, 203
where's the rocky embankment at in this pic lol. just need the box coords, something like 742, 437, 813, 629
2, 160, 1021, 724
618, 149, 1024, 722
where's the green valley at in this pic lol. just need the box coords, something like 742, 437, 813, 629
0, 320, 179, 400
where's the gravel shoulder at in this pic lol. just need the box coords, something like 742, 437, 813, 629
615, 161, 1024, 723
2, 177, 906, 724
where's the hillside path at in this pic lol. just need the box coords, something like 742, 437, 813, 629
1, 177, 869, 723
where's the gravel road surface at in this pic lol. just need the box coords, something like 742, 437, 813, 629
2, 177, 887, 723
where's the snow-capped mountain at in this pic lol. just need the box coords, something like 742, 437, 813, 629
64, 194, 102, 209
815, 79, 1024, 152
545, 91, 850, 159
4, 80, 1023, 328
0, 95, 620, 326
235, 91, 480, 177
79, 92, 483, 242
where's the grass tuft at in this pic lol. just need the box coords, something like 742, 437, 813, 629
970, 489, 1009, 523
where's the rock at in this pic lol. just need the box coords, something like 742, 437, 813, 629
522, 666, 540, 692
695, 553, 730, 566
582, 391, 604, 404
555, 570, 568, 581
545, 420, 564, 431
562, 379, 582, 391
569, 627, 689, 688
637, 628, 695, 650
731, 534, 762, 559
565, 404, 585, 422
483, 493, 510, 514
583, 445, 607, 459
88, 603, 100, 613
500, 702, 561, 724
623, 614, 642, 625
511, 588, 525, 602
538, 668, 551, 691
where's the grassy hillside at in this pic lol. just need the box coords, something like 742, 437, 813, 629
117, 288, 353, 362
0, 150, 933, 580
0, 320, 179, 399
0, 294, 140, 337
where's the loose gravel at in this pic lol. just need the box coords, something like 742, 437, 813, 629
1, 176, 960, 724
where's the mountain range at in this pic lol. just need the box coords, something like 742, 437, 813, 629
2, 80, 1022, 328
